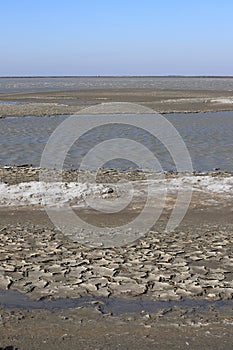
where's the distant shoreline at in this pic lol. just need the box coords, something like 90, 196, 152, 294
1, 75, 233, 79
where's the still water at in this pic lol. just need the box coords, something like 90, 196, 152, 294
1, 76, 233, 92
0, 111, 233, 172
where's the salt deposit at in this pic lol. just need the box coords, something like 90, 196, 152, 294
1, 175, 233, 207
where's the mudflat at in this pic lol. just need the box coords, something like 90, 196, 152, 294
0, 167, 233, 349
0, 83, 233, 348
0, 202, 233, 349
1, 88, 233, 116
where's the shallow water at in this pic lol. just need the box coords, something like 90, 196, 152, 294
0, 290, 232, 315
0, 101, 27, 105
1, 77, 233, 93
0, 112, 233, 172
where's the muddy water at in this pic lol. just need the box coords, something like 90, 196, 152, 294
0, 112, 233, 172
0, 290, 232, 316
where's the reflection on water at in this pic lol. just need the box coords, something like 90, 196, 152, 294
0, 101, 27, 105
0, 111, 233, 172
0, 290, 232, 315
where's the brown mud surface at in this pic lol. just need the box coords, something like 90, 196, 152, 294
0, 173, 233, 348
1, 88, 233, 116
0, 304, 233, 350
0, 206, 233, 350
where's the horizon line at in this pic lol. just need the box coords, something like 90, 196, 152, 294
1, 74, 233, 79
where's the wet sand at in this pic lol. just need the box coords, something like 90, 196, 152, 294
0, 303, 233, 350
1, 88, 233, 116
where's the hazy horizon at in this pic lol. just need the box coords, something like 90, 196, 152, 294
1, 75, 233, 78
1, 0, 233, 76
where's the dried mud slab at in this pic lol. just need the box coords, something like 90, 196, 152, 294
0, 220, 232, 301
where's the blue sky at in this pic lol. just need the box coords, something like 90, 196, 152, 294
0, 0, 233, 76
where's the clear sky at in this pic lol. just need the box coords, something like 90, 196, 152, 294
0, 0, 233, 76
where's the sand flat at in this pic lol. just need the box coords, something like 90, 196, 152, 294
1, 88, 233, 116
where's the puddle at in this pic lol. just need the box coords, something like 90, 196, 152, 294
60, 100, 99, 105
0, 101, 27, 105
0, 290, 232, 315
